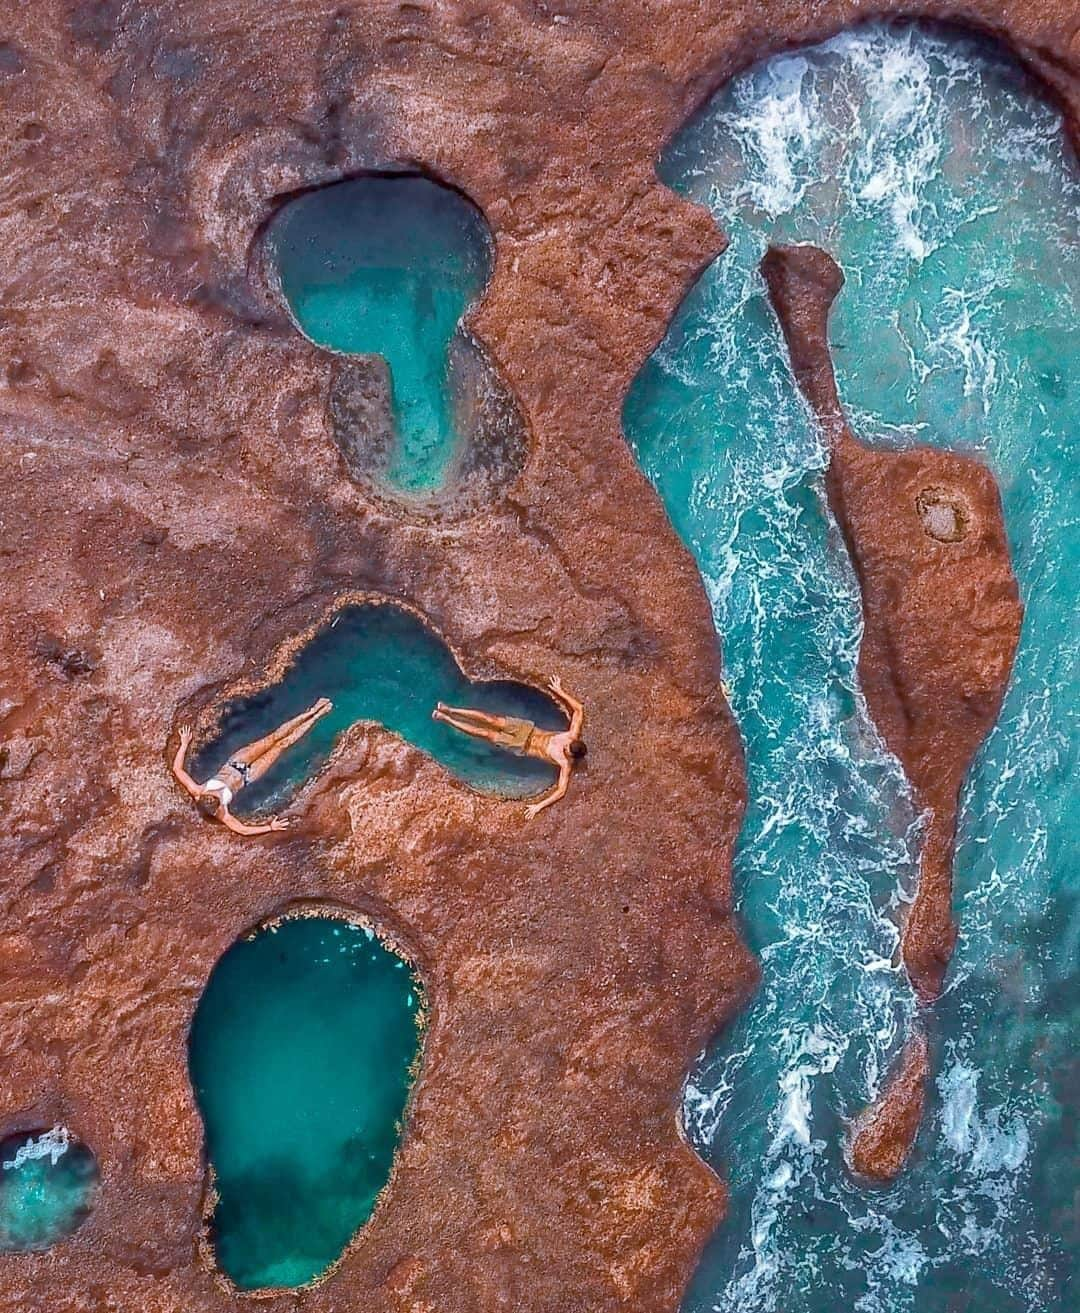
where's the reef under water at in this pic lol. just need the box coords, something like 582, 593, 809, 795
188, 914, 424, 1291
189, 600, 562, 816
267, 171, 514, 501
624, 22, 1079, 1313
0, 1128, 98, 1252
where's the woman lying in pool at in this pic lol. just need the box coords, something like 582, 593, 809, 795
170, 698, 333, 836
433, 674, 585, 819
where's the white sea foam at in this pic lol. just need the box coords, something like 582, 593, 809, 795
727, 56, 818, 217
843, 33, 946, 260
938, 1061, 1030, 1174
2, 1125, 71, 1172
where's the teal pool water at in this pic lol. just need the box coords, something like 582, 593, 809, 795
624, 22, 1078, 1312
0, 1128, 98, 1251
191, 601, 561, 816
268, 172, 495, 495
188, 914, 423, 1291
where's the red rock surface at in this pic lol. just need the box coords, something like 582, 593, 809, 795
761, 243, 1023, 1001
762, 243, 1023, 1178
0, 3, 1072, 1309
849, 1031, 930, 1182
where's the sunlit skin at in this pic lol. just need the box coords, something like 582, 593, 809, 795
433, 674, 585, 819
171, 698, 333, 836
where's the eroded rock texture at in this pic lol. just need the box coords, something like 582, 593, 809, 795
0, 2, 1074, 1309
762, 243, 1023, 998
849, 1031, 930, 1183
763, 243, 1023, 1178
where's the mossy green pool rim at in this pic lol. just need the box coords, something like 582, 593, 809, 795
191, 899, 429, 1298
253, 166, 528, 521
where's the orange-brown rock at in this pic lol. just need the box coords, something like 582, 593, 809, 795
848, 1031, 930, 1182
763, 243, 1022, 1182
762, 243, 1023, 1003
0, 3, 1074, 1310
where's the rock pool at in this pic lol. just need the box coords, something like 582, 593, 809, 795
188, 914, 424, 1291
268, 172, 514, 500
0, 1128, 98, 1252
190, 600, 561, 817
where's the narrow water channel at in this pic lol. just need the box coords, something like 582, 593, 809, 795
624, 22, 1078, 1312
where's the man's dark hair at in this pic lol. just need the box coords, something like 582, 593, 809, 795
569, 739, 587, 761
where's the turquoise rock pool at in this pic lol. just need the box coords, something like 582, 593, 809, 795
188, 914, 423, 1291
268, 171, 513, 500
0, 1128, 98, 1252
624, 21, 1078, 1313
190, 600, 561, 817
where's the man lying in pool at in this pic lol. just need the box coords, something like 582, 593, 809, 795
170, 698, 333, 836
433, 674, 586, 819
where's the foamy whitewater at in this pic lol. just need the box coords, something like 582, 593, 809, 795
0, 1126, 97, 1252
624, 23, 1078, 1312
1, 1128, 70, 1173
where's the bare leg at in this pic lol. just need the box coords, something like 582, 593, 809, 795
434, 704, 508, 734
435, 710, 506, 747
240, 710, 331, 783
232, 699, 331, 766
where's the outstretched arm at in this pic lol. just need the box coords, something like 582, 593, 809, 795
171, 727, 203, 798
547, 675, 584, 736
219, 806, 290, 837
524, 762, 571, 820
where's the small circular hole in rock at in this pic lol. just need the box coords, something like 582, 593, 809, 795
916, 486, 970, 542
0, 1126, 99, 1251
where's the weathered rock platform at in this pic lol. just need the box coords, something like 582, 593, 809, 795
0, 2, 1075, 1308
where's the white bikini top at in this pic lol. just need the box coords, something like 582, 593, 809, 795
203, 778, 234, 806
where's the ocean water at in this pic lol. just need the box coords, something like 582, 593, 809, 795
188, 915, 423, 1291
623, 23, 1079, 1312
0, 1128, 98, 1252
190, 601, 561, 816
268, 172, 493, 495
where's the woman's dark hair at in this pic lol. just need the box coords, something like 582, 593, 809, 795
569, 739, 587, 760
196, 791, 222, 820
